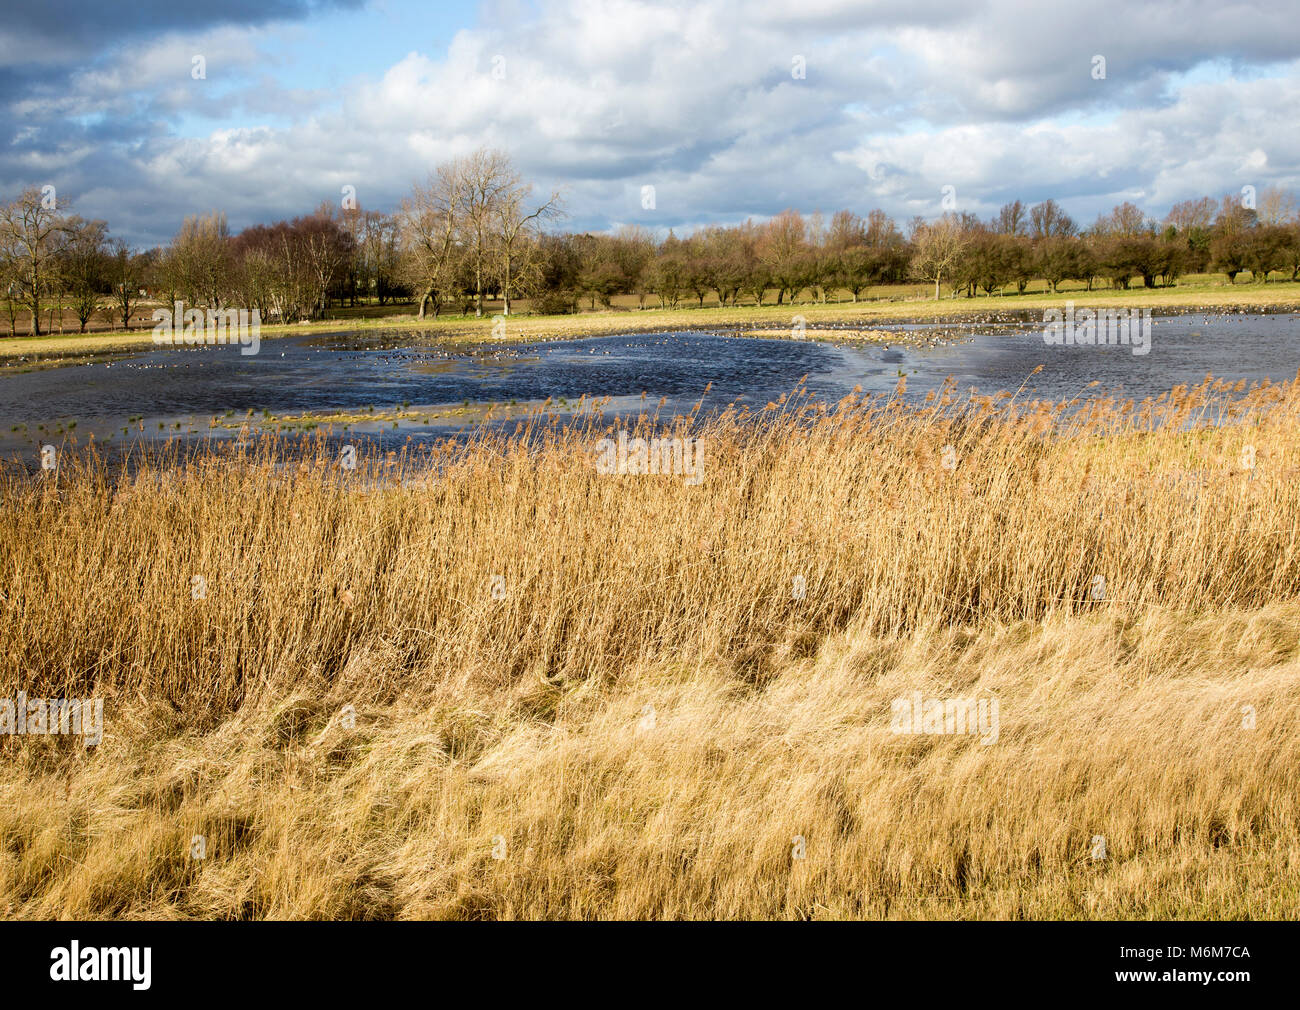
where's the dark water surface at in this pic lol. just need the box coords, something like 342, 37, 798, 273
3, 311, 1298, 455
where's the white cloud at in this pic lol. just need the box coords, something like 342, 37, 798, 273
7, 0, 1300, 244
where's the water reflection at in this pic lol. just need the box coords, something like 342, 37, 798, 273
0, 312, 1296, 456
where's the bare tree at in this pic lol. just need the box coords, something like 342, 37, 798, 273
298, 208, 354, 316
995, 200, 1027, 236
109, 240, 145, 330
348, 209, 399, 305
455, 148, 516, 317
1029, 199, 1077, 239
62, 217, 109, 332
170, 211, 231, 308
1165, 196, 1217, 233
909, 214, 967, 300
494, 172, 563, 316
760, 209, 808, 304
0, 187, 69, 335
865, 209, 900, 249
398, 161, 464, 319
1214, 192, 1257, 237
1092, 201, 1150, 238
0, 232, 20, 336
1257, 186, 1297, 226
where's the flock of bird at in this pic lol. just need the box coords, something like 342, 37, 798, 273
15, 308, 1289, 453
74, 309, 1290, 377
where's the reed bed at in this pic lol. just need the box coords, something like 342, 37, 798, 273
1, 373, 1299, 918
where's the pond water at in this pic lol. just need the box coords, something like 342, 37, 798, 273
2, 310, 1298, 457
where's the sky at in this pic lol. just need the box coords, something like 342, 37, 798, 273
4, 0, 1300, 247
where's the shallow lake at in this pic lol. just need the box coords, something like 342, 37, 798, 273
3, 310, 1298, 456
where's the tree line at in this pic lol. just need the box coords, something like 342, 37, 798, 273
3, 149, 1299, 336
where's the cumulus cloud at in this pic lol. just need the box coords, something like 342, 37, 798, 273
3, 0, 1299, 245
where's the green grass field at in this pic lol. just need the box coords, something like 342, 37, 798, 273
3, 273, 1298, 365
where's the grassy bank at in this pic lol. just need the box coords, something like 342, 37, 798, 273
3, 275, 1299, 366
1, 376, 1299, 918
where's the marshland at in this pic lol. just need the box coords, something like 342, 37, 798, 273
3, 63, 1300, 919
1, 355, 1298, 917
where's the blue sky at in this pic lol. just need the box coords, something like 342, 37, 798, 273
3, 0, 1299, 246
168, 0, 484, 134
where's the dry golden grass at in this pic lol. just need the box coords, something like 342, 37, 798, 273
2, 374, 1299, 919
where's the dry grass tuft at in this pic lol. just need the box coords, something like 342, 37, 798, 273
2, 373, 1299, 918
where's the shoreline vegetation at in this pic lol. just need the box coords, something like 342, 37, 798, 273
3, 378, 1299, 918
4, 154, 1300, 921
5, 155, 1300, 363
1, 277, 1298, 368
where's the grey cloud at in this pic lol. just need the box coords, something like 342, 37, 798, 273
5, 0, 1300, 247
1, 0, 363, 57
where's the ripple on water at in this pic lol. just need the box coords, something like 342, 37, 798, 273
1, 315, 1297, 453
